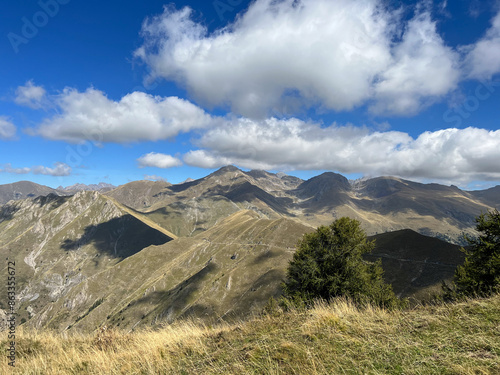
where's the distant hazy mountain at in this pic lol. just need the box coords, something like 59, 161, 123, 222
0, 181, 116, 205
57, 182, 116, 193
0, 181, 62, 205
468, 185, 500, 209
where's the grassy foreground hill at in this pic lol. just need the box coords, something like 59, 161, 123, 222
2, 295, 499, 374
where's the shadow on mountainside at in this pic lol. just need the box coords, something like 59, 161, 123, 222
366, 229, 466, 298
205, 268, 284, 323
251, 248, 282, 265
127, 264, 284, 325
61, 214, 172, 258
34, 194, 70, 208
0, 203, 20, 222
1, 194, 69, 223
215, 181, 295, 216
167, 178, 205, 193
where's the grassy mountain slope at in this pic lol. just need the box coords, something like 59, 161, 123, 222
469, 185, 500, 209
106, 167, 297, 237
105, 180, 172, 210
106, 167, 498, 244
26, 210, 312, 332
15, 203, 471, 332
366, 229, 465, 299
294, 174, 493, 243
352, 177, 490, 241
141, 196, 242, 237
0, 191, 174, 327
3, 295, 499, 374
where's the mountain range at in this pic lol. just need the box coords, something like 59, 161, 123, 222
0, 166, 497, 332
0, 181, 115, 205
105, 166, 498, 243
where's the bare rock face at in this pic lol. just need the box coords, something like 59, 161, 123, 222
0, 191, 173, 331
57, 182, 116, 193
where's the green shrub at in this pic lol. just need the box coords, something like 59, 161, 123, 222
283, 217, 399, 308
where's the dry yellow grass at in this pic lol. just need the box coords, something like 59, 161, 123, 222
2, 295, 499, 374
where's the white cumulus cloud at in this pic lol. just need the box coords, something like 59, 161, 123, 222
135, 0, 461, 117
0, 162, 72, 176
137, 152, 183, 168
0, 164, 31, 174
184, 150, 234, 169
183, 117, 500, 184
35, 88, 213, 143
0, 117, 17, 140
14, 80, 47, 109
372, 11, 461, 114
465, 10, 500, 79
32, 162, 72, 176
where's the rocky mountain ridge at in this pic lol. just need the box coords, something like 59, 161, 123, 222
56, 182, 116, 193
0, 181, 116, 205
105, 166, 498, 243
1, 166, 498, 332
3, 167, 499, 242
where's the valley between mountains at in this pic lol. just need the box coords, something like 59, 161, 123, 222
0, 166, 498, 332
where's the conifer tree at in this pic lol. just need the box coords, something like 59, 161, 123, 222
283, 217, 398, 308
445, 209, 500, 299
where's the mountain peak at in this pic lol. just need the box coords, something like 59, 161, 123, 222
294, 172, 351, 207
0, 180, 62, 205
211, 165, 242, 176
301, 172, 351, 191
219, 165, 241, 172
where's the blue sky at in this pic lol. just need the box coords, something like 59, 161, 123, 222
1, 0, 499, 189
